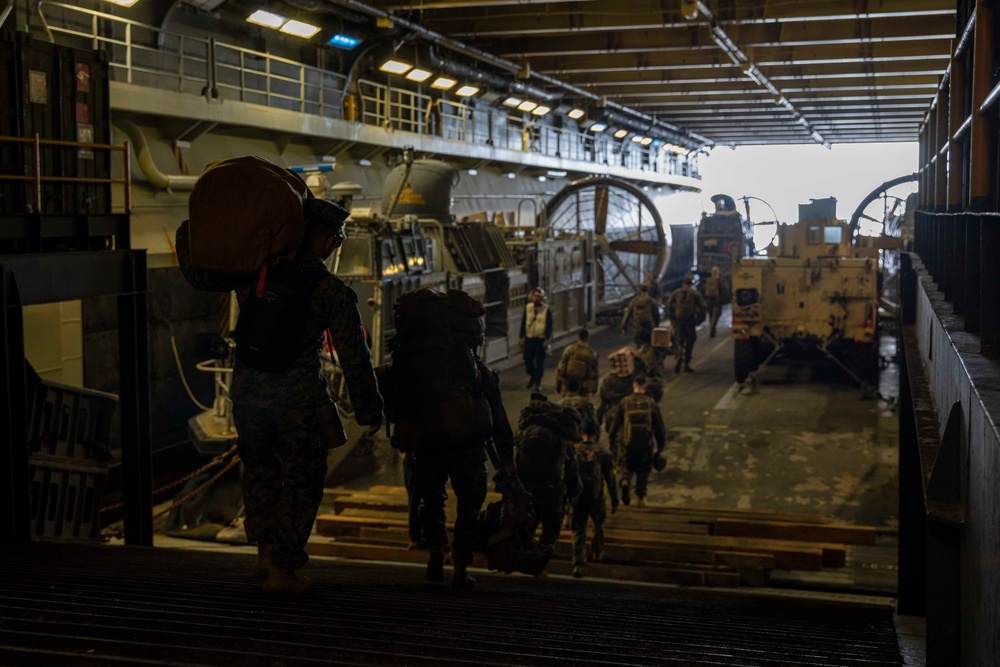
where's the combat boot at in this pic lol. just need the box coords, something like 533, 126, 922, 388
674, 359, 682, 374
620, 480, 631, 506
263, 566, 314, 595
452, 561, 476, 589
251, 543, 271, 579
572, 565, 583, 578
683, 364, 694, 373
425, 547, 445, 583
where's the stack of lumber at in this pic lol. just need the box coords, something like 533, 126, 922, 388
310, 486, 877, 589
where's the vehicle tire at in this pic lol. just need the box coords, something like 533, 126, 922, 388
734, 338, 758, 383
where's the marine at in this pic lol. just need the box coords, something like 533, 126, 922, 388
607, 375, 666, 508
666, 274, 707, 373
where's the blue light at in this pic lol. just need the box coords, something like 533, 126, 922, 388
329, 34, 360, 49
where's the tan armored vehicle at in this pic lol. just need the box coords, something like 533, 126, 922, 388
730, 198, 881, 386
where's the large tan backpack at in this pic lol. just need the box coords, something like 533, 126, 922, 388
187, 156, 310, 274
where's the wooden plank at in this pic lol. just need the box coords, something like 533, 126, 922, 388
712, 519, 877, 546
627, 505, 830, 524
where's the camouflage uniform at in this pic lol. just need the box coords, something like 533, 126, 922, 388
608, 392, 666, 501
596, 373, 633, 433
634, 343, 665, 403
559, 393, 599, 439
702, 274, 730, 337
620, 292, 659, 342
515, 396, 580, 549
571, 438, 618, 567
666, 286, 707, 370
415, 360, 515, 566
177, 222, 383, 571
555, 341, 598, 395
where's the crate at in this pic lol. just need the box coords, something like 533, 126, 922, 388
29, 380, 119, 460
652, 326, 673, 349
28, 455, 108, 540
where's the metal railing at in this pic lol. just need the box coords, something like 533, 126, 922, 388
37, 2, 698, 179
0, 133, 132, 213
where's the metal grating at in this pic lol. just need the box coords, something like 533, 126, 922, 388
0, 543, 903, 666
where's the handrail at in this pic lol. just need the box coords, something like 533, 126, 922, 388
0, 134, 132, 214
36, 1, 698, 181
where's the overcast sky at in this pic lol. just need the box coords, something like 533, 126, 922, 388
664, 142, 919, 233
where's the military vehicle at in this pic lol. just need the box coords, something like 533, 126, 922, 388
730, 197, 883, 387
696, 194, 755, 282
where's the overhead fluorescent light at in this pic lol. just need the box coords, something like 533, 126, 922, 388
547, 170, 567, 178
379, 60, 411, 74
105, 0, 141, 6
503, 97, 522, 107
357, 158, 372, 167
614, 129, 629, 139
506, 172, 516, 179
517, 100, 538, 112
247, 9, 285, 28
589, 123, 606, 132
467, 169, 478, 176
640, 137, 653, 145
631, 135, 644, 143
531, 105, 551, 116
329, 34, 361, 49
568, 108, 585, 120
431, 77, 457, 90
405, 68, 432, 82
280, 19, 321, 38
537, 176, 547, 182
455, 85, 480, 97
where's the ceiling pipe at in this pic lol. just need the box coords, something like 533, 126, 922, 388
114, 119, 198, 191
323, 0, 711, 149
689, 1, 829, 148
423, 47, 560, 104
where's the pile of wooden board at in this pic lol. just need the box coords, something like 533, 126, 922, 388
310, 485, 878, 588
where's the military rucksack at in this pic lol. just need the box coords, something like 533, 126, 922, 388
704, 276, 720, 298
622, 398, 654, 451
563, 344, 595, 384
631, 295, 655, 325
516, 425, 565, 484
386, 288, 493, 453
233, 263, 323, 372
574, 442, 604, 500
670, 290, 696, 320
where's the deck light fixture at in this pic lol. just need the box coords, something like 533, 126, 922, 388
431, 77, 457, 90
517, 100, 538, 112
531, 105, 551, 116
589, 123, 607, 132
380, 60, 412, 74
329, 34, 361, 49
640, 137, 653, 145
614, 129, 629, 139
280, 20, 321, 38
455, 85, 480, 97
405, 68, 432, 82
503, 97, 523, 107
568, 108, 585, 120
105, 0, 141, 6
247, 9, 285, 28
631, 135, 644, 142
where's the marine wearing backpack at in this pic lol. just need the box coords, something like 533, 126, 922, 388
666, 275, 707, 373
379, 287, 518, 589
569, 422, 618, 577
383, 288, 493, 454
557, 332, 599, 395
516, 395, 581, 549
608, 376, 666, 508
